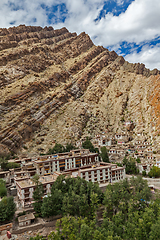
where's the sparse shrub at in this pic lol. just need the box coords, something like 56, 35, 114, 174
142, 170, 147, 176
136, 158, 141, 163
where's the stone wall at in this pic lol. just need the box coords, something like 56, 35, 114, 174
0, 223, 12, 236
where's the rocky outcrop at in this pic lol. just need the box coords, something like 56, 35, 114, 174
0, 25, 159, 155
0, 143, 11, 157
122, 61, 160, 77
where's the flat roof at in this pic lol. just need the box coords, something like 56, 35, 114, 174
15, 176, 30, 181
34, 152, 98, 164
8, 159, 21, 163
18, 213, 35, 222
14, 171, 26, 175
79, 164, 125, 172
16, 173, 58, 189
0, 171, 9, 174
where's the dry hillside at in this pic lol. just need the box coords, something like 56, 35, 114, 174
0, 25, 159, 156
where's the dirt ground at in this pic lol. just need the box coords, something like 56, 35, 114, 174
0, 225, 56, 240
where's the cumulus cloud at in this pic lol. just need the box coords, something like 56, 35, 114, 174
125, 44, 160, 70
0, 0, 160, 69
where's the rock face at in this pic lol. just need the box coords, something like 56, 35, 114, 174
0, 24, 160, 155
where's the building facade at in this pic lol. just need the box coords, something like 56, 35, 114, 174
78, 162, 125, 184
33, 149, 99, 175
15, 174, 57, 207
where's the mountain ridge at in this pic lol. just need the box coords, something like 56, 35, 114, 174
0, 25, 159, 156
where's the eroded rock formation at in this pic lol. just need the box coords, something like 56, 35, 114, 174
0, 25, 159, 155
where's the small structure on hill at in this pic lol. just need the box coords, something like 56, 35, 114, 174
18, 213, 35, 227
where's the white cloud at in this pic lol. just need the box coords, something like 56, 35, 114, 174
0, 0, 48, 27
1, 0, 160, 46
116, 0, 124, 6
53, 0, 160, 46
125, 44, 160, 70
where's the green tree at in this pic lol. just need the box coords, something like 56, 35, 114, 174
41, 175, 103, 219
122, 157, 138, 174
135, 208, 155, 240
149, 215, 160, 240
65, 143, 75, 152
148, 166, 160, 178
124, 206, 156, 240
103, 177, 151, 221
30, 234, 45, 240
0, 157, 8, 170
6, 162, 20, 169
41, 189, 62, 217
0, 196, 16, 223
130, 176, 151, 202
100, 146, 109, 162
102, 176, 152, 239
48, 216, 106, 240
46, 177, 159, 240
0, 179, 7, 197
47, 143, 65, 155
142, 170, 147, 176
0, 157, 20, 170
136, 157, 141, 163
82, 137, 96, 153
32, 174, 44, 215
61, 177, 103, 219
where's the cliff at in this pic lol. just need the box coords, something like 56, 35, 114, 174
0, 25, 159, 156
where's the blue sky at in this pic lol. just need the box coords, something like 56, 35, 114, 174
1, 0, 160, 70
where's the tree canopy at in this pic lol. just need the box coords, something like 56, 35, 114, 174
0, 196, 16, 223
0, 179, 7, 198
31, 177, 160, 240
30, 234, 45, 240
47, 177, 159, 240
47, 143, 76, 155
122, 156, 139, 174
48, 216, 109, 240
32, 174, 44, 215
0, 157, 20, 170
82, 138, 98, 153
148, 166, 160, 178
41, 175, 103, 219
100, 146, 109, 162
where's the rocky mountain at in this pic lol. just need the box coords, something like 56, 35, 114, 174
0, 25, 159, 157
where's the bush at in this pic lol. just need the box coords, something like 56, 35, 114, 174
100, 146, 109, 162
0, 179, 7, 197
0, 157, 20, 170
82, 137, 97, 153
115, 163, 123, 167
6, 162, 20, 169
0, 196, 16, 223
122, 157, 139, 174
148, 166, 160, 178
47, 143, 65, 155
142, 170, 147, 176
136, 157, 141, 163
18, 211, 26, 217
30, 234, 45, 240
47, 143, 76, 155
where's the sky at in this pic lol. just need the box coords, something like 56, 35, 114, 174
0, 0, 160, 70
